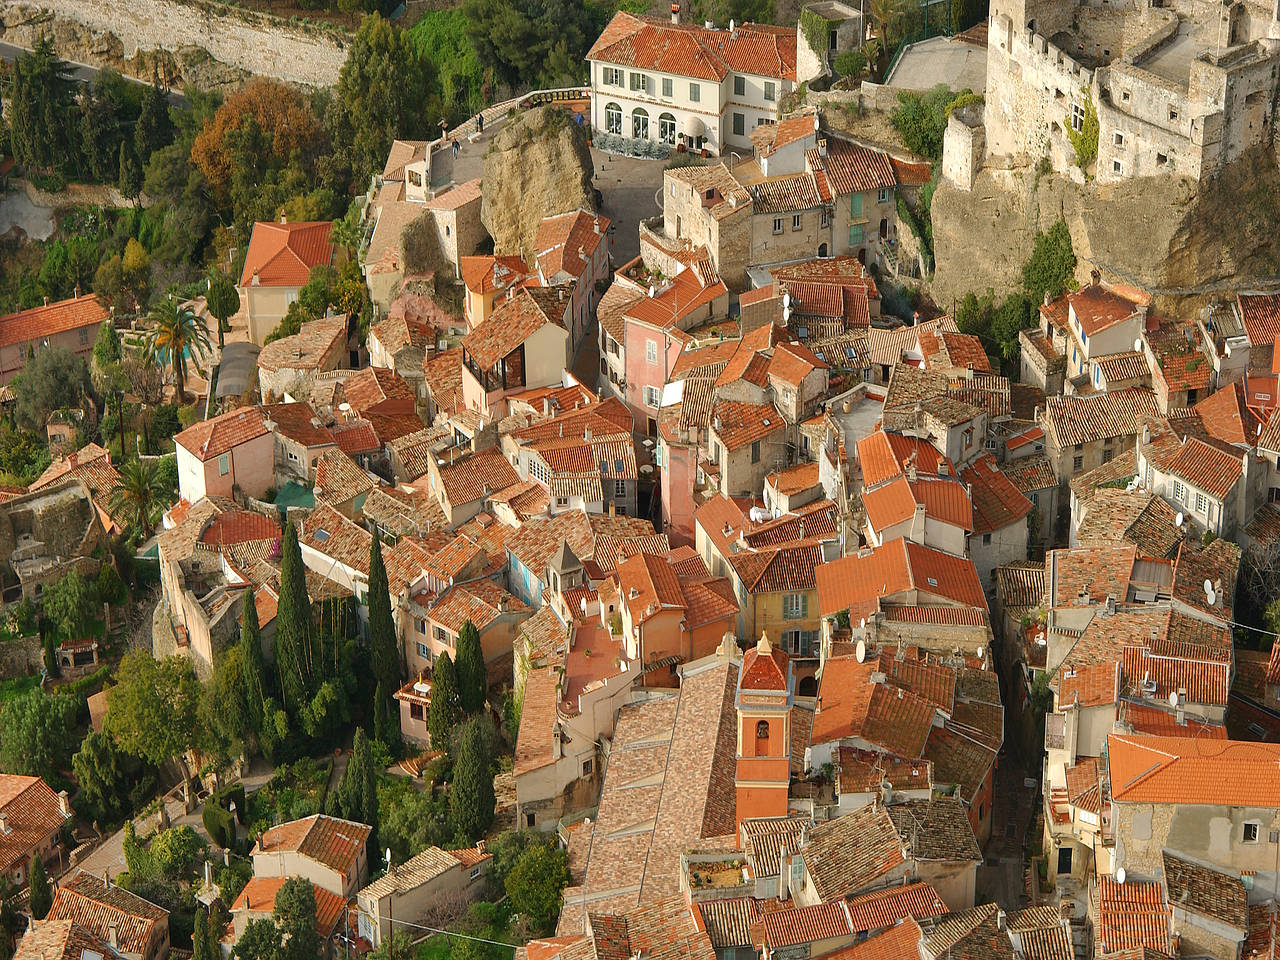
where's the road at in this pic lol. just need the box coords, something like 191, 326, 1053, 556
0, 40, 188, 106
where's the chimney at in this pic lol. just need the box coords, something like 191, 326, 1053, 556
280, 213, 288, 224
57, 790, 71, 818
671, 2, 680, 24
43, 297, 48, 307
1043, 290, 1052, 307
609, 500, 616, 516
107, 925, 118, 950
0, 813, 9, 834
476, 839, 487, 854
74, 284, 81, 299
1090, 268, 1101, 286
204, 860, 214, 888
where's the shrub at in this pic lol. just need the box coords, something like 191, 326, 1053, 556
201, 801, 235, 849
834, 49, 867, 78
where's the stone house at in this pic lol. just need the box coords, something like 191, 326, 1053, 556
422, 449, 519, 527
0, 479, 106, 606
533, 209, 612, 355
460, 288, 571, 420
403, 578, 529, 686
225, 878, 346, 960
354, 846, 491, 948
46, 870, 169, 960
0, 775, 72, 890
173, 406, 274, 504
259, 402, 338, 487
1137, 421, 1251, 538
255, 316, 348, 402
960, 454, 1033, 589
251, 814, 371, 898
237, 220, 335, 346
0, 293, 108, 386
1039, 388, 1160, 483
707, 400, 788, 498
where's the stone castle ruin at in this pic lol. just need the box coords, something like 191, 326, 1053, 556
945, 0, 1280, 187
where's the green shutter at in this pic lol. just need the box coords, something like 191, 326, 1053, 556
850, 193, 863, 218
801, 593, 809, 617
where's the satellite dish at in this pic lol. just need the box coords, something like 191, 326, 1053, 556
783, 305, 792, 322
1134, 338, 1142, 353
1169, 690, 1179, 708
976, 646, 985, 661
782, 292, 791, 309
1204, 578, 1214, 595
580, 598, 588, 612
855, 639, 866, 663
1175, 512, 1184, 527
859, 617, 866, 630
1206, 587, 1217, 606
1116, 867, 1126, 885
338, 402, 352, 412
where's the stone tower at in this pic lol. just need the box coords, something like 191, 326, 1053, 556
734, 633, 795, 832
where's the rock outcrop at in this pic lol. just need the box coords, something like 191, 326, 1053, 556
930, 147, 1280, 313
481, 106, 596, 265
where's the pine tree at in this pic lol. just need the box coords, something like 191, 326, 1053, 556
117, 142, 142, 208
455, 620, 485, 715
427, 653, 461, 751
449, 720, 495, 841
367, 533, 401, 703
27, 854, 50, 920
239, 590, 267, 735
134, 69, 172, 164
274, 524, 315, 717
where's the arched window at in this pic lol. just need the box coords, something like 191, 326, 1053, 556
817, 243, 828, 258
755, 720, 770, 740
632, 107, 650, 140
605, 102, 622, 135
658, 112, 677, 145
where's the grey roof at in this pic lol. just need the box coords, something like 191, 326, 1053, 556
216, 341, 262, 398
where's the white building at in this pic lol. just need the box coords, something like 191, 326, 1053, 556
586, 10, 797, 156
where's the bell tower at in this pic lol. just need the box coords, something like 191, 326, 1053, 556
734, 633, 795, 834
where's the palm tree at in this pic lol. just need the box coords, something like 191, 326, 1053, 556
145, 298, 210, 405
867, 0, 907, 52
108, 458, 167, 540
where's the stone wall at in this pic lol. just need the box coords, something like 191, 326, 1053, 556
0, 635, 42, 679
0, 0, 348, 90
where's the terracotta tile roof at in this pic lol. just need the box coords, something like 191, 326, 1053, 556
1002, 454, 1056, 494
1096, 876, 1172, 955
1107, 733, 1280, 805
1070, 450, 1139, 505
1194, 381, 1265, 446
258, 401, 335, 450
812, 655, 939, 755
1120, 644, 1228, 707
1146, 326, 1210, 393
730, 540, 823, 594
425, 177, 482, 212
460, 255, 531, 296
342, 366, 416, 418
761, 901, 853, 949
313, 448, 375, 505
754, 113, 818, 157
813, 918, 922, 960
297, 504, 372, 575
857, 431, 953, 488
1068, 284, 1143, 337
1093, 351, 1149, 384
715, 345, 771, 389
995, 560, 1045, 610
805, 137, 898, 196
1057, 661, 1120, 708
253, 814, 371, 875
959, 454, 1033, 534
1238, 292, 1280, 347
769, 340, 828, 386
174, 406, 269, 461
885, 796, 982, 862
231, 876, 346, 938
766, 461, 820, 496
862, 474, 972, 532
1046, 543, 1139, 606
47, 871, 166, 956
1149, 434, 1243, 500
423, 348, 464, 416
1041, 388, 1159, 448
665, 164, 753, 222
919, 331, 992, 374
14, 920, 114, 960
463, 288, 565, 369
239, 221, 334, 287
624, 263, 727, 329
739, 817, 807, 878
589, 895, 716, 960
369, 313, 435, 360
0, 775, 67, 872
0, 293, 109, 350
844, 882, 947, 931
693, 898, 757, 948
28, 443, 122, 524
750, 172, 830, 213
429, 579, 527, 633
257, 316, 346, 373
587, 12, 796, 82
815, 538, 987, 619
1172, 537, 1239, 621
1162, 851, 1247, 929
1075, 489, 1181, 558
1246, 903, 1280, 960
710, 400, 784, 452
329, 418, 380, 456
435, 450, 519, 508
800, 804, 906, 902
201, 509, 280, 548
617, 550, 687, 624
534, 210, 609, 281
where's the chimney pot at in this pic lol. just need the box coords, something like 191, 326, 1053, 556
671, 3, 680, 24
57, 790, 71, 818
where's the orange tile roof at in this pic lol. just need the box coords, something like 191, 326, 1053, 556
856, 431, 953, 488
428, 579, 528, 633
805, 138, 898, 196
424, 177, 482, 212
730, 540, 824, 594
259, 401, 336, 449
739, 639, 790, 691
812, 918, 922, 960
1124, 701, 1226, 739
1041, 388, 1159, 448
174, 406, 269, 461
843, 882, 947, 932
920, 331, 992, 374
459, 255, 531, 295
755, 114, 818, 157
257, 316, 346, 373
330, 418, 380, 456
342, 366, 416, 416
624, 265, 727, 330
1068, 284, 1143, 337
1057, 661, 1120, 708
750, 171, 831, 213
617, 550, 686, 624
1096, 876, 1172, 956
534, 209, 610, 281
253, 814, 371, 874
463, 288, 565, 369
587, 12, 797, 82
761, 901, 852, 948
47, 870, 166, 956
1120, 645, 1229, 706
1238, 292, 1280, 347
313, 448, 376, 505
1194, 381, 1265, 446
1108, 734, 1280, 805
201, 509, 280, 547
815, 538, 987, 619
231, 876, 346, 938
423, 348, 464, 416
766, 461, 820, 496
710, 400, 784, 451
435, 449, 519, 508
0, 775, 66, 873
812, 655, 939, 755
959, 454, 1033, 534
862, 474, 972, 532
15, 920, 115, 960
769, 340, 828, 386
0, 293, 108, 350
239, 221, 334, 287
799, 802, 906, 902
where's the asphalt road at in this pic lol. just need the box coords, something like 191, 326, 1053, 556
0, 40, 188, 105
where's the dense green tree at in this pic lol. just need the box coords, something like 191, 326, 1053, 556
0, 876, 21, 960
41, 634, 58, 680
192, 905, 213, 960
367, 534, 401, 713
9, 35, 75, 174
233, 917, 283, 960
27, 855, 50, 921
118, 142, 143, 208
239, 590, 268, 735
79, 71, 132, 183
135, 71, 174, 164
0, 689, 78, 780
483, 829, 538, 895
380, 783, 451, 863
274, 524, 317, 717
427, 653, 461, 750
42, 569, 96, 642
108, 458, 169, 539
205, 269, 240, 350
449, 719, 495, 840
505, 841, 569, 935
104, 650, 202, 773
335, 728, 379, 842
372, 680, 395, 748
145, 298, 210, 405
93, 320, 122, 368
455, 620, 485, 715
1022, 219, 1078, 307
203, 645, 250, 750
330, 15, 438, 183
73, 731, 152, 828
11, 346, 91, 433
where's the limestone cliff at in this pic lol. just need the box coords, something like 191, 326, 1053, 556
929, 147, 1280, 313
481, 106, 596, 265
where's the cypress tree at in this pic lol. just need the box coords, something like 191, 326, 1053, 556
239, 590, 267, 735
360, 728, 379, 855
134, 69, 172, 163
427, 653, 461, 751
455, 620, 485, 715
372, 680, 391, 747
367, 533, 401, 701
27, 855, 50, 921
192, 906, 210, 960
274, 524, 315, 717
449, 720, 495, 841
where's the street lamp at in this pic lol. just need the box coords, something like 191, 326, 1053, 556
383, 848, 392, 960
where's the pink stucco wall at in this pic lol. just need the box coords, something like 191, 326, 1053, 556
660, 438, 696, 546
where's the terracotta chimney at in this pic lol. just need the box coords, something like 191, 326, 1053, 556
671, 3, 680, 23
